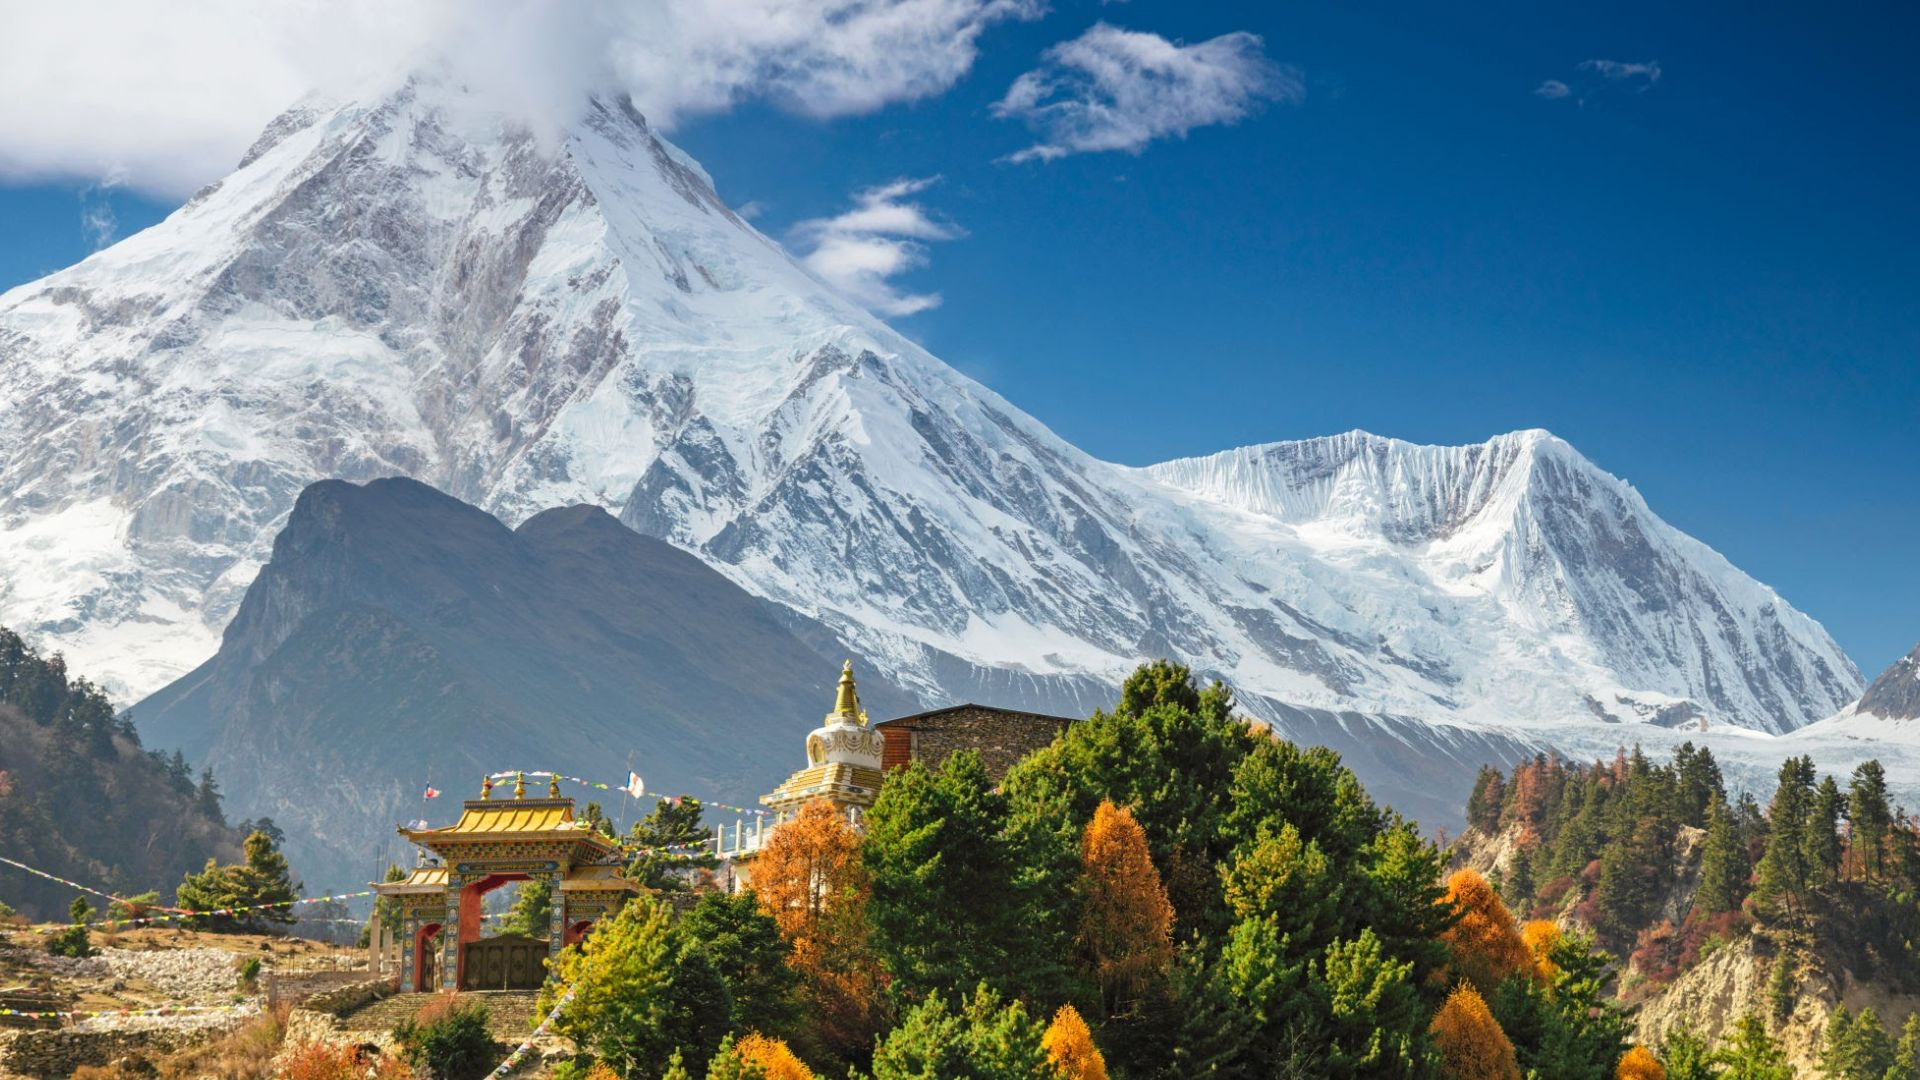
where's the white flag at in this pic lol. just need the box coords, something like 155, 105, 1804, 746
623, 771, 644, 799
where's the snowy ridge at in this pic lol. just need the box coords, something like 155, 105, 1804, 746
0, 73, 1872, 815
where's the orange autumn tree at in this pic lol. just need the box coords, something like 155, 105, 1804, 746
1440, 869, 1529, 994
712, 1033, 816, 1080
1430, 983, 1521, 1080
1617, 1045, 1665, 1080
753, 798, 881, 1056
1078, 800, 1175, 1017
1043, 1004, 1109, 1080
1520, 918, 1562, 983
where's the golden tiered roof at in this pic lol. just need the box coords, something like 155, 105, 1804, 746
396, 772, 621, 863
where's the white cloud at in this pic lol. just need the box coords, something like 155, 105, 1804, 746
993, 23, 1298, 162
1580, 58, 1662, 86
1538, 59, 1662, 105
78, 172, 125, 250
0, 0, 1045, 197
793, 177, 961, 317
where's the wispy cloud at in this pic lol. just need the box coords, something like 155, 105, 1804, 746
1537, 58, 1663, 105
993, 23, 1299, 163
0, 0, 1046, 197
78, 172, 126, 250
1579, 59, 1662, 86
793, 178, 961, 317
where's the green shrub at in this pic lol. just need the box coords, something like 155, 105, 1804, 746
394, 993, 499, 1080
238, 955, 262, 986
47, 922, 93, 958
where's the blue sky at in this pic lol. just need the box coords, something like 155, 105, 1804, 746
1, 1, 1914, 672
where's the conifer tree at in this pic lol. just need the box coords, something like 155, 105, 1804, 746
754, 798, 881, 1060
1077, 800, 1174, 1017
1846, 762, 1892, 883
1713, 1013, 1791, 1080
497, 878, 552, 938
675, 889, 800, 1040
1506, 846, 1534, 910
1616, 1045, 1665, 1080
1695, 793, 1748, 915
1656, 1026, 1715, 1080
1468, 767, 1507, 833
1889, 1011, 1920, 1080
1819, 1006, 1895, 1080
863, 752, 1039, 1006
628, 796, 715, 890
1430, 983, 1520, 1080
176, 829, 298, 932
1808, 776, 1845, 883
870, 984, 1054, 1080
1753, 757, 1818, 924
1439, 869, 1529, 995
703, 1032, 814, 1080
1042, 1005, 1108, 1080
542, 895, 674, 1076
1315, 929, 1437, 1078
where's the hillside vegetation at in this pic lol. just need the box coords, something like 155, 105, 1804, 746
0, 628, 241, 921
1461, 742, 1920, 1075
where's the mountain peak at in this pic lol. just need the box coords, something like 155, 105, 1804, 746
1857, 643, 1920, 721
0, 73, 1863, 810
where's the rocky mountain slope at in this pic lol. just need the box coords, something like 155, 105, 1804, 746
1796, 643, 1920, 746
134, 476, 911, 885
0, 70, 1869, 829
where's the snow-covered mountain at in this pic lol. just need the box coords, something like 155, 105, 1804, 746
0, 72, 1868, 822
1794, 644, 1920, 744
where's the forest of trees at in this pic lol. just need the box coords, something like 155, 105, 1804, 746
0, 627, 243, 921
1466, 740, 1920, 1078
530, 661, 1672, 1080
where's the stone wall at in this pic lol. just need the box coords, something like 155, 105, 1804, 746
299, 977, 395, 1017
881, 705, 1072, 781
0, 1023, 222, 1079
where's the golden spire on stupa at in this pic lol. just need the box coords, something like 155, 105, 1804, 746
831, 659, 868, 726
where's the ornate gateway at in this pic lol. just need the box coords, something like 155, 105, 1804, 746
373, 773, 643, 992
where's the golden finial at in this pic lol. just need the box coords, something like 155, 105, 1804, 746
833, 659, 864, 724
482, 775, 493, 800
549, 775, 561, 799
514, 771, 526, 800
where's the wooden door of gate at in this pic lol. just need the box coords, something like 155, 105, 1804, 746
459, 935, 547, 990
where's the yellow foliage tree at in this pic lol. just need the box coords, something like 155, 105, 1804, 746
1520, 918, 1561, 983
1617, 1045, 1665, 1080
1430, 983, 1521, 1080
1042, 1004, 1108, 1080
1078, 800, 1175, 1016
1439, 869, 1529, 994
753, 798, 881, 1057
727, 1032, 816, 1080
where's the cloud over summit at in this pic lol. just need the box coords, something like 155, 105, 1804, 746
0, 0, 1044, 196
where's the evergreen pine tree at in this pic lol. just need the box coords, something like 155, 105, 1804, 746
1753, 757, 1817, 924
1846, 761, 1892, 883
1807, 776, 1845, 884
1467, 767, 1507, 833
1714, 1013, 1791, 1080
1695, 793, 1748, 915
1819, 1006, 1895, 1080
